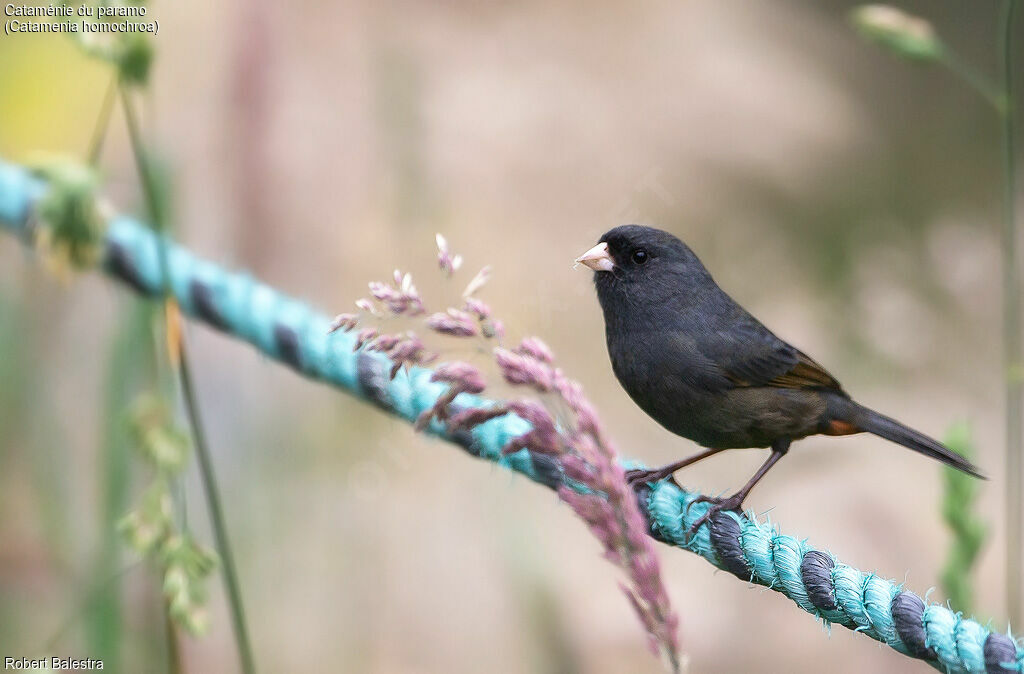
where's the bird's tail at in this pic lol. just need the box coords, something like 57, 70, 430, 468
848, 402, 985, 479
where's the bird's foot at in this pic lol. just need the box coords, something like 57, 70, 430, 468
685, 493, 746, 536
624, 467, 678, 488
623, 449, 727, 490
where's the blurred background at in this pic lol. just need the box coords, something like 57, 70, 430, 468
0, 0, 1020, 672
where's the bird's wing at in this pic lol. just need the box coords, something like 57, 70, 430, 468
762, 349, 845, 392
700, 309, 846, 394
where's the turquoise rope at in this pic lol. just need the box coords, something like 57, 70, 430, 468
0, 159, 1020, 673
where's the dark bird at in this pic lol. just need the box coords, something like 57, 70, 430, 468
575, 225, 983, 530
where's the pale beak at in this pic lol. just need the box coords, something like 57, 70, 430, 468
574, 241, 615, 272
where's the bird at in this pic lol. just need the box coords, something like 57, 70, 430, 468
574, 224, 983, 531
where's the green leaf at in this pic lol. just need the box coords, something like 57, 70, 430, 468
850, 5, 944, 62
939, 422, 987, 614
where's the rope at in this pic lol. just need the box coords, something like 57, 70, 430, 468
1, 158, 1020, 673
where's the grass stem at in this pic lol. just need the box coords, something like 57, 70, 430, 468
179, 346, 257, 674
119, 84, 256, 674
999, 0, 1022, 629
87, 76, 118, 166
943, 50, 1004, 111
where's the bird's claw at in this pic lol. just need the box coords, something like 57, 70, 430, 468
624, 468, 656, 487
684, 493, 745, 537
624, 468, 678, 489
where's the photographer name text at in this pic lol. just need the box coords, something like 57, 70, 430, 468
5, 656, 103, 670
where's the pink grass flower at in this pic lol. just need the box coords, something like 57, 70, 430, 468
517, 336, 555, 363
354, 298, 377, 314
462, 265, 491, 298
501, 400, 562, 455
367, 268, 424, 316
446, 404, 510, 431
366, 333, 434, 379
327, 312, 359, 334
330, 233, 680, 671
463, 297, 491, 320
493, 347, 557, 391
432, 361, 486, 394
436, 234, 463, 276
415, 361, 487, 430
353, 328, 379, 351
426, 309, 478, 337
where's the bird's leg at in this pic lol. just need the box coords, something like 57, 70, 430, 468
625, 447, 727, 487
686, 438, 791, 535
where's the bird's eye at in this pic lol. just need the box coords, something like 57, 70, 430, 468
631, 249, 648, 265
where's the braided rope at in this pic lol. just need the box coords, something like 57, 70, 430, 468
1, 159, 1020, 673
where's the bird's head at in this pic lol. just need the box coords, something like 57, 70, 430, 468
575, 225, 710, 305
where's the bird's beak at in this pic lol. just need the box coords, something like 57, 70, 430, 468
574, 242, 615, 272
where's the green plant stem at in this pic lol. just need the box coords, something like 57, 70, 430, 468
165, 603, 181, 674
87, 75, 118, 166
999, 0, 1022, 630
117, 85, 164, 244
943, 50, 1004, 111
178, 347, 256, 674
119, 85, 256, 674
